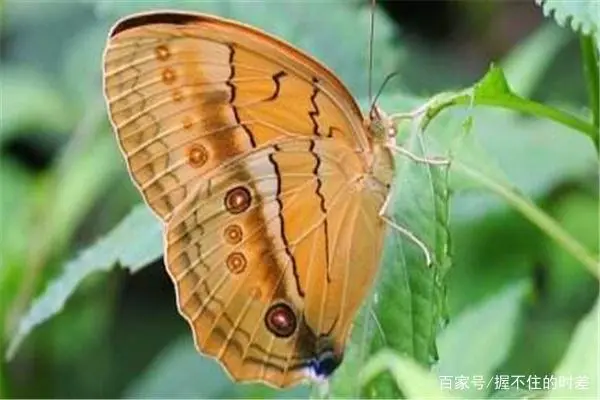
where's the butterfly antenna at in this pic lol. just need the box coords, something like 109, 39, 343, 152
370, 70, 401, 113
368, 0, 376, 106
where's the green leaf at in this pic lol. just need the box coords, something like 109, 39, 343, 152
0, 369, 6, 398
475, 65, 513, 97
359, 350, 457, 400
0, 159, 36, 357
535, 0, 600, 53
434, 282, 528, 399
534, 0, 600, 142
46, 132, 123, 253
2, 130, 124, 337
5, 204, 162, 360
422, 101, 595, 222
0, 159, 36, 289
420, 65, 596, 146
547, 297, 599, 398
328, 94, 452, 397
404, 66, 599, 277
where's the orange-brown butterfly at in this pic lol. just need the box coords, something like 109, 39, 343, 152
103, 9, 439, 388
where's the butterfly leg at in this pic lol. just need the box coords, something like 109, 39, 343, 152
378, 194, 433, 266
380, 215, 433, 266
386, 143, 450, 166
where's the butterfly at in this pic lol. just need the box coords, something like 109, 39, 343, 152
103, 10, 438, 388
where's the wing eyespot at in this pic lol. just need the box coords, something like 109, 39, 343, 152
186, 144, 208, 168
161, 67, 176, 85
224, 186, 251, 214
265, 302, 297, 338
224, 224, 243, 244
155, 44, 170, 61
226, 252, 247, 274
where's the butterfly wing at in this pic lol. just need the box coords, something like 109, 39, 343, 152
104, 11, 370, 221
165, 139, 388, 387
103, 11, 392, 387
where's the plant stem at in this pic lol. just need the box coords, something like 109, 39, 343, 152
424, 92, 597, 148
579, 35, 599, 151
456, 162, 599, 279
360, 350, 450, 399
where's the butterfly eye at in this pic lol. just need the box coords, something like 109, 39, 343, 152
226, 252, 247, 274
265, 302, 297, 338
224, 186, 251, 214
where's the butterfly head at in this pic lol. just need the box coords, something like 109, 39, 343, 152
367, 105, 397, 146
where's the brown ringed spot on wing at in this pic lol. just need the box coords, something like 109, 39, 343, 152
182, 116, 193, 130
155, 45, 170, 61
186, 144, 208, 168
162, 67, 176, 85
172, 88, 184, 102
224, 224, 243, 244
265, 302, 297, 338
224, 186, 251, 214
226, 252, 247, 274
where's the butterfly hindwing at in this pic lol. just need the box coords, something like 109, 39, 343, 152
165, 139, 385, 387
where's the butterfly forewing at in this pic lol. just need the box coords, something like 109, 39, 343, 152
104, 12, 370, 221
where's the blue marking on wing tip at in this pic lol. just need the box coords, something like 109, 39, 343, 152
309, 352, 341, 378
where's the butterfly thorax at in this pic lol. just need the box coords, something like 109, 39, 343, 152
364, 106, 396, 190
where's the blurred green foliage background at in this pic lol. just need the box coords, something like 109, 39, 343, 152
1, 0, 597, 398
